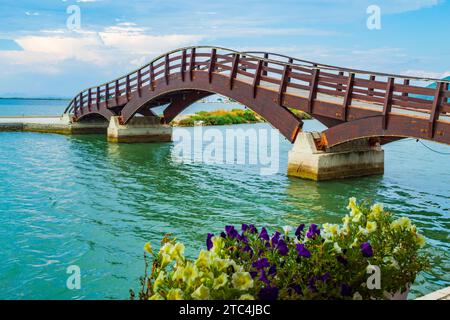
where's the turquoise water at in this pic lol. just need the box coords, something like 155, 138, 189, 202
0, 100, 449, 300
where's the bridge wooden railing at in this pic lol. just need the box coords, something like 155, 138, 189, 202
65, 46, 450, 138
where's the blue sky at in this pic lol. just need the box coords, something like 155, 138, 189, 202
0, 0, 449, 97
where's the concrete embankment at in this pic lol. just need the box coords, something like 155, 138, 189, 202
0, 115, 108, 134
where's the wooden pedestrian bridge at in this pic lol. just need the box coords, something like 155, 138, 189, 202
64, 46, 450, 148
3, 46, 448, 180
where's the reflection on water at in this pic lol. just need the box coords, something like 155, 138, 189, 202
0, 120, 448, 300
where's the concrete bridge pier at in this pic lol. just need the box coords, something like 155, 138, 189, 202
107, 116, 172, 143
287, 132, 384, 181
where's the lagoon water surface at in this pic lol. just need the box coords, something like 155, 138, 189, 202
0, 99, 448, 299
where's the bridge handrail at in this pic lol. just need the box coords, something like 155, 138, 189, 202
64, 45, 450, 115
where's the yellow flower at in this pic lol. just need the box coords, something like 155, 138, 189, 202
143, 242, 153, 254
171, 242, 185, 260
415, 234, 426, 248
167, 288, 184, 300
191, 284, 210, 300
149, 293, 164, 300
212, 236, 225, 254
161, 253, 172, 267
391, 217, 412, 230
183, 262, 199, 283
172, 266, 184, 281
195, 250, 211, 269
323, 223, 339, 238
239, 294, 255, 300
347, 197, 357, 210
369, 203, 384, 219
231, 272, 254, 291
352, 211, 362, 222
213, 258, 229, 271
342, 215, 351, 225
213, 273, 228, 290
153, 271, 166, 290
160, 242, 174, 255
366, 221, 377, 233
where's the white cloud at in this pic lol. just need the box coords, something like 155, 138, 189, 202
0, 23, 204, 76
25, 11, 40, 16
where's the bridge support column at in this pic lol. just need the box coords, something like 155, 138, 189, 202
287, 132, 384, 181
107, 116, 172, 143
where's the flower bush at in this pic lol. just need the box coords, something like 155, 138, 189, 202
133, 198, 429, 300
131, 234, 257, 300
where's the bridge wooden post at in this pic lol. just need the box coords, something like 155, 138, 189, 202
79, 93, 84, 115
402, 79, 410, 97
137, 69, 142, 97
74, 96, 78, 117
382, 77, 394, 130
181, 49, 187, 82
337, 71, 344, 92
307, 69, 320, 113
278, 64, 290, 106
96, 87, 100, 110
262, 53, 268, 76
342, 73, 355, 121
368, 75, 376, 96
429, 81, 444, 138
252, 60, 263, 98
149, 62, 155, 91
126, 75, 130, 101
88, 88, 92, 112
105, 83, 109, 108
208, 48, 216, 83
230, 53, 240, 90
189, 48, 196, 81
115, 80, 119, 105
165, 54, 170, 85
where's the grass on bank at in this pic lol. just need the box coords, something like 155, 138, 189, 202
173, 108, 311, 127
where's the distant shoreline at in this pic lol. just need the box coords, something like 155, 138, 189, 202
0, 97, 70, 101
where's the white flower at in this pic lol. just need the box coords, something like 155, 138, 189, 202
353, 292, 363, 300
333, 242, 342, 253
282, 225, 293, 235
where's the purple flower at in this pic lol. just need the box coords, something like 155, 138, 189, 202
259, 270, 270, 285
252, 258, 270, 270
206, 233, 214, 251
360, 242, 374, 258
340, 283, 353, 297
271, 231, 281, 246
259, 227, 270, 241
308, 278, 317, 292
220, 231, 226, 238
241, 224, 249, 232
250, 271, 258, 278
277, 239, 289, 256
258, 286, 279, 300
288, 285, 302, 295
306, 224, 321, 239
243, 245, 254, 256
248, 224, 258, 234
268, 264, 277, 276
225, 225, 239, 239
321, 272, 331, 282
295, 224, 305, 239
296, 244, 311, 258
